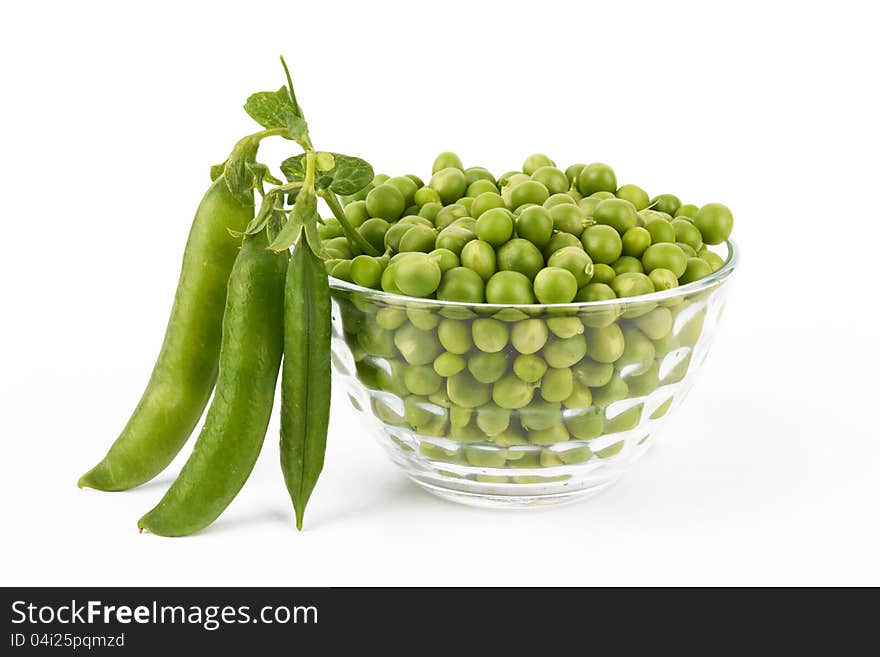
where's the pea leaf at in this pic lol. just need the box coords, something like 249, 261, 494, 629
210, 162, 226, 181
268, 189, 318, 252
280, 152, 374, 196
244, 87, 309, 143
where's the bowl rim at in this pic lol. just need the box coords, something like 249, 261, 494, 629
329, 239, 738, 310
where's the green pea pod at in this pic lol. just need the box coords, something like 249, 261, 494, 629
78, 177, 255, 491
280, 231, 331, 530
138, 232, 288, 536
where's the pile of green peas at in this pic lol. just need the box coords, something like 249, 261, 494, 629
327, 153, 733, 479
323, 152, 733, 304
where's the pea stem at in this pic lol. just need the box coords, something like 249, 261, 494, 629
320, 189, 379, 256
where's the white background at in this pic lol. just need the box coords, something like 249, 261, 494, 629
1, 0, 878, 586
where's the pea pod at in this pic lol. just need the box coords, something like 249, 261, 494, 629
280, 232, 331, 530
78, 176, 255, 491
138, 232, 288, 536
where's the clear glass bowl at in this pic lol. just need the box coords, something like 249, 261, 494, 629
329, 241, 738, 508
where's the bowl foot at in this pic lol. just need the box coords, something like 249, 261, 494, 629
407, 475, 622, 509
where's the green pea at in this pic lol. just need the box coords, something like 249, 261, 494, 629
612, 255, 645, 275
359, 217, 391, 253
434, 225, 475, 256
366, 184, 405, 221
518, 399, 558, 431
674, 203, 699, 219
605, 405, 642, 433
375, 307, 408, 330
671, 218, 703, 252
460, 239, 497, 282
404, 364, 443, 395
548, 246, 594, 288
513, 353, 548, 383
394, 323, 442, 364
495, 235, 545, 281
464, 445, 507, 467
531, 166, 569, 195
648, 268, 679, 292
485, 270, 535, 304
374, 358, 408, 395
511, 318, 549, 354
694, 203, 734, 245
344, 200, 370, 227
434, 203, 469, 230
318, 221, 343, 240
394, 255, 442, 298
543, 193, 576, 209
372, 397, 406, 426
644, 216, 676, 245
593, 198, 638, 234
403, 395, 438, 430
414, 186, 441, 207
449, 423, 485, 443
541, 367, 574, 402
596, 440, 624, 458
543, 231, 582, 259
621, 226, 652, 258
652, 332, 681, 358
464, 166, 495, 185
450, 216, 476, 232
476, 403, 511, 436
563, 381, 593, 409
430, 167, 468, 205
616, 327, 655, 376
543, 334, 587, 368
546, 316, 584, 338
564, 406, 604, 439
474, 207, 514, 246
493, 374, 535, 409
437, 266, 484, 302
587, 264, 617, 286
472, 318, 509, 352
447, 370, 492, 408
350, 255, 384, 289
650, 194, 681, 216
468, 190, 503, 218
522, 153, 556, 175
679, 257, 713, 284
533, 267, 578, 304
548, 204, 587, 237
380, 262, 401, 294
385, 176, 418, 207
358, 319, 397, 357
433, 351, 466, 377
590, 191, 616, 200
495, 429, 529, 448
428, 248, 459, 273
449, 404, 472, 428
633, 306, 673, 340
611, 272, 654, 299
418, 201, 443, 223
437, 318, 473, 354
515, 206, 554, 247
399, 224, 437, 253
581, 224, 623, 264
464, 179, 496, 199
468, 351, 508, 384
507, 180, 550, 209
406, 306, 440, 331
330, 259, 353, 282
627, 361, 660, 396
642, 243, 688, 278
676, 242, 697, 258
576, 163, 617, 196
592, 375, 629, 407
577, 196, 601, 217
527, 422, 569, 445
458, 197, 474, 214
576, 283, 619, 328
585, 323, 625, 363
383, 222, 413, 252
432, 151, 464, 174
573, 358, 614, 387
565, 163, 586, 185
615, 184, 650, 210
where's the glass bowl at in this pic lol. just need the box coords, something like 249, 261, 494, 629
329, 241, 738, 508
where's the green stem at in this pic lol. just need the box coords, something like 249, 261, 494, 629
321, 190, 379, 256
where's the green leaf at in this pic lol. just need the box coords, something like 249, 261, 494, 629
267, 212, 303, 252
243, 192, 279, 235
280, 152, 374, 196
210, 162, 226, 181
268, 188, 317, 252
244, 87, 309, 143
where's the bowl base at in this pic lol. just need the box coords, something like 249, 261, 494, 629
408, 475, 622, 509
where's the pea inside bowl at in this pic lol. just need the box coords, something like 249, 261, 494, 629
322, 153, 737, 507
328, 240, 736, 507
